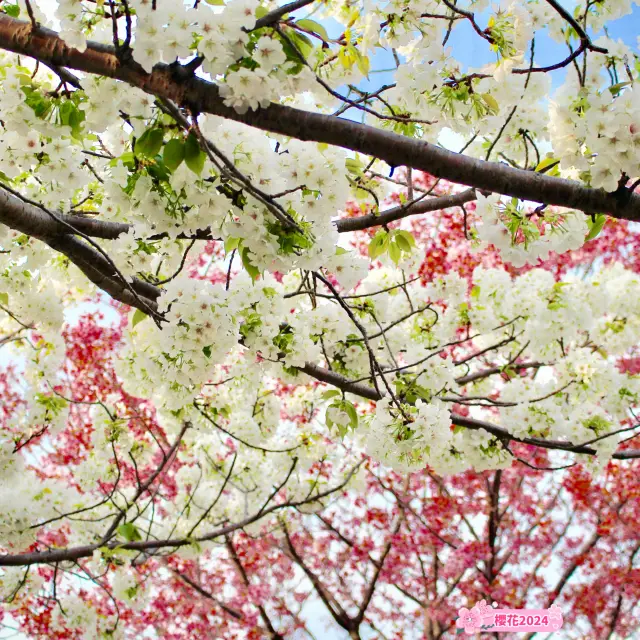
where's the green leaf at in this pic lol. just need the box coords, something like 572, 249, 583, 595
354, 49, 370, 78
188, 538, 203, 554
255, 5, 269, 18
3, 4, 20, 17
586, 214, 607, 242
394, 230, 416, 248
345, 158, 364, 176
57, 100, 86, 138
135, 128, 164, 159
388, 239, 402, 264
184, 132, 206, 175
482, 93, 499, 113
117, 523, 142, 542
203, 345, 212, 358
368, 230, 389, 259
338, 45, 355, 70
393, 230, 414, 253
131, 309, 148, 328
342, 401, 358, 429
23, 87, 52, 119
205, 0, 225, 4
0, 292, 8, 306
116, 151, 135, 168
125, 585, 139, 599
69, 109, 85, 138
295, 18, 329, 42
535, 156, 559, 173
609, 81, 631, 96
163, 138, 185, 172
413, 386, 432, 401
321, 390, 342, 401
239, 246, 260, 280
147, 160, 172, 182
224, 236, 240, 254
286, 29, 314, 59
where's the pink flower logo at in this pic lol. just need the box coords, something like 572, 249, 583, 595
474, 600, 493, 618
456, 607, 482, 633
548, 604, 564, 631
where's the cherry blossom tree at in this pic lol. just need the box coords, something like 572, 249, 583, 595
1, 0, 640, 637
4, 303, 640, 639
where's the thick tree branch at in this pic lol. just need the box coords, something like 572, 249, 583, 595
45, 234, 160, 308
3, 184, 638, 463
0, 185, 161, 315
0, 15, 638, 221
3, 184, 637, 461
0, 185, 124, 239
0, 184, 217, 240
0, 180, 470, 243
300, 363, 381, 401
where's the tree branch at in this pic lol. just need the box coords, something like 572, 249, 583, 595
335, 189, 477, 232
251, 0, 316, 31
0, 15, 638, 220
0, 462, 362, 566
171, 568, 244, 620
296, 364, 640, 460
543, 0, 608, 54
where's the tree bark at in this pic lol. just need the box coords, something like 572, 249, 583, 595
0, 15, 638, 221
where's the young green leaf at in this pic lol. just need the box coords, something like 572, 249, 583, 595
240, 246, 260, 280
131, 309, 148, 328
394, 230, 416, 248
295, 18, 329, 42
286, 29, 314, 59
343, 401, 358, 429
609, 81, 631, 96
535, 156, 559, 173
586, 214, 607, 242
224, 236, 240, 254
354, 49, 370, 78
3, 4, 20, 17
118, 523, 142, 542
368, 231, 389, 259
135, 128, 164, 158
163, 138, 185, 172
345, 157, 364, 176
388, 239, 402, 264
482, 93, 499, 113
184, 132, 206, 175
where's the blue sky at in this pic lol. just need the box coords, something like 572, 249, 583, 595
354, 4, 638, 102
